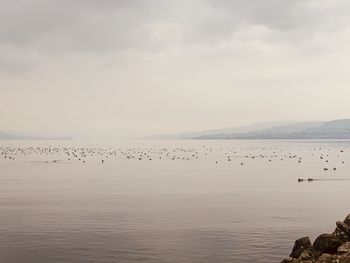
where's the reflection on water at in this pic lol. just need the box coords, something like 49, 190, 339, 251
0, 140, 350, 263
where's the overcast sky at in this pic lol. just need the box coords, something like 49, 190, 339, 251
1, 0, 350, 139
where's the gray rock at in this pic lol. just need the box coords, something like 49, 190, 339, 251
344, 215, 350, 226
317, 253, 339, 263
338, 242, 350, 254
281, 257, 294, 263
290, 237, 313, 258
341, 256, 350, 263
313, 234, 342, 254
337, 221, 350, 236
333, 226, 350, 242
282, 214, 350, 263
300, 249, 317, 260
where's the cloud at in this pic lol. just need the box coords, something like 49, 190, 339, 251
1, 0, 350, 53
1, 0, 350, 138
0, 0, 164, 52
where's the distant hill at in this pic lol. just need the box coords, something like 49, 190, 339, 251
195, 119, 350, 139
0, 131, 73, 140
0, 131, 16, 140
147, 119, 350, 140
147, 121, 290, 140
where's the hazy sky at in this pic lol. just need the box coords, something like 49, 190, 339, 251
1, 0, 350, 139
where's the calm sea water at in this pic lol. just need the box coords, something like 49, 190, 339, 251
0, 140, 350, 263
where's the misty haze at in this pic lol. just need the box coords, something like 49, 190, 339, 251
1, 1, 350, 263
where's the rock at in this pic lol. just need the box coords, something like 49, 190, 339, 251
300, 248, 317, 260
282, 214, 350, 262
281, 257, 294, 263
333, 226, 350, 242
313, 234, 342, 254
290, 237, 313, 258
317, 253, 339, 263
338, 242, 350, 254
344, 215, 350, 226
337, 221, 350, 236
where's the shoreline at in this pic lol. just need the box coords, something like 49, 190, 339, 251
281, 214, 350, 263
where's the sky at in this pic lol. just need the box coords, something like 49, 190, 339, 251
1, 0, 350, 139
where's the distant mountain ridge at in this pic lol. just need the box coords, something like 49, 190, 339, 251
147, 121, 290, 140
195, 119, 350, 139
0, 131, 73, 140
148, 119, 350, 140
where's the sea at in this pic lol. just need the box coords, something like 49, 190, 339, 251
0, 140, 349, 263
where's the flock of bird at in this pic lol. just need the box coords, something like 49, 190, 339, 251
0, 144, 347, 174
0, 145, 201, 163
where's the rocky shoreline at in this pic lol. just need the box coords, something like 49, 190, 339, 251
281, 214, 350, 263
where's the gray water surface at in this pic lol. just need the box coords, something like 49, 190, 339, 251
1, 140, 349, 263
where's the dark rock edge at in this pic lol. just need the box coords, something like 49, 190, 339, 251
281, 214, 350, 263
